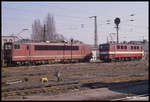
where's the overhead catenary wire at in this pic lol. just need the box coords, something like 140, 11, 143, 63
3, 4, 148, 42
3, 6, 148, 29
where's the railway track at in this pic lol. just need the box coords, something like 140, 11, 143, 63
2, 68, 148, 90
2, 60, 143, 69
2, 60, 147, 76
2, 61, 147, 82
2, 60, 148, 98
2, 73, 148, 97
2, 81, 81, 97
2, 68, 148, 87
2, 78, 148, 100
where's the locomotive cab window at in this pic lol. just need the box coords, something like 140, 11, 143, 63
134, 46, 136, 49
14, 44, 20, 49
121, 46, 123, 49
100, 44, 109, 49
117, 45, 120, 49
4, 39, 7, 43
9, 39, 12, 42
100, 45, 103, 49
124, 46, 127, 49
4, 43, 12, 50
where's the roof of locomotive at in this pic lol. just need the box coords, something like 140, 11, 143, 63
14, 42, 86, 46
99, 43, 142, 46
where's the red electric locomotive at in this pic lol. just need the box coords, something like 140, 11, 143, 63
99, 43, 144, 62
3, 42, 92, 65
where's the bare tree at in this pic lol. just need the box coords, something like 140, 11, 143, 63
31, 13, 66, 42
31, 19, 43, 41
44, 13, 56, 41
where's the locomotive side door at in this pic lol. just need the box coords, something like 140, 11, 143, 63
81, 46, 84, 56
26, 44, 31, 61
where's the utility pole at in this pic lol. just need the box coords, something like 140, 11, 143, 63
89, 16, 98, 48
70, 38, 73, 63
43, 24, 46, 42
116, 26, 119, 43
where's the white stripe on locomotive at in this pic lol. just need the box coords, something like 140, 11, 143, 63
99, 51, 144, 54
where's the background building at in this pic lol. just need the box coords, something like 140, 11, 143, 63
2, 36, 19, 50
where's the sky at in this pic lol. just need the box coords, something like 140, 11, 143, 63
2, 1, 149, 44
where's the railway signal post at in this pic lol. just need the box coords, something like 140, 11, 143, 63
114, 18, 120, 43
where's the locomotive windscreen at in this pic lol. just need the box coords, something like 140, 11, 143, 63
3, 42, 13, 64
99, 44, 109, 49
4, 42, 12, 50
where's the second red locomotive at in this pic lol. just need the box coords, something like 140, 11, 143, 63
99, 43, 144, 62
